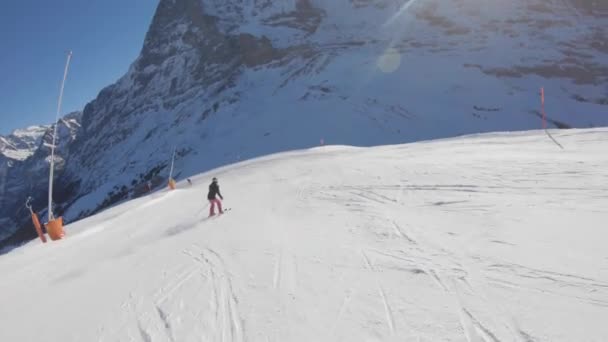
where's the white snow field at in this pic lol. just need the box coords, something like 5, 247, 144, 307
1, 129, 607, 342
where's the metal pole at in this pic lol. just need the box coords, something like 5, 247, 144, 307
169, 147, 176, 180
48, 51, 72, 221
541, 87, 546, 129
541, 87, 564, 149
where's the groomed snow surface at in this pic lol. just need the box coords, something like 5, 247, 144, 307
1, 129, 607, 341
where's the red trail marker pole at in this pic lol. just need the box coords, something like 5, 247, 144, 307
540, 87, 564, 149
541, 87, 546, 129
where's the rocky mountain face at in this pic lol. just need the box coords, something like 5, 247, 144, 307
1, 0, 606, 250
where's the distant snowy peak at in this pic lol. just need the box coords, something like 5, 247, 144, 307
11, 126, 49, 144
0, 125, 49, 161
0, 111, 82, 167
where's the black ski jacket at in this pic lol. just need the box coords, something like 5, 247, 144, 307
207, 182, 222, 200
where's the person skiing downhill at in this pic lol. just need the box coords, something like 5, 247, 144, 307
207, 177, 224, 216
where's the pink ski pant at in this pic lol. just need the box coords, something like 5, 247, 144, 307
209, 199, 223, 215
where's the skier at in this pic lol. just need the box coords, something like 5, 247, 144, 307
187, 178, 193, 186
207, 177, 224, 216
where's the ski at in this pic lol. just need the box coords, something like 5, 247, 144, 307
201, 208, 231, 221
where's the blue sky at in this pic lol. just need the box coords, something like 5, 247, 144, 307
0, 0, 159, 135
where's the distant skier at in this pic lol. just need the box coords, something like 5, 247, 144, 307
187, 178, 193, 186
207, 177, 224, 216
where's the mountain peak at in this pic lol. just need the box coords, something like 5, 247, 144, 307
0, 124, 49, 161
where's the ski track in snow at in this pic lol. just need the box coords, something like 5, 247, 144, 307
378, 286, 396, 336
409, 228, 516, 341
183, 246, 245, 342
361, 250, 397, 336
330, 287, 355, 337
349, 187, 523, 342
273, 250, 281, 291
155, 306, 175, 342
321, 158, 605, 341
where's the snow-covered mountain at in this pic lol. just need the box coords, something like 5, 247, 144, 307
1, 0, 607, 248
0, 125, 49, 161
1, 129, 607, 341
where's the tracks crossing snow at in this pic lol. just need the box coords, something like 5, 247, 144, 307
361, 250, 396, 336
184, 245, 245, 342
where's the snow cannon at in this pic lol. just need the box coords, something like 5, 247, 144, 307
168, 178, 176, 190
45, 217, 65, 241
25, 197, 47, 243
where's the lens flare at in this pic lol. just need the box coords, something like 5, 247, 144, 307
377, 48, 402, 73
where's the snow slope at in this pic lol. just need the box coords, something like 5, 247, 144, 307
0, 129, 607, 341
